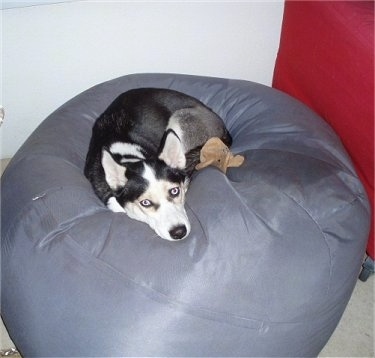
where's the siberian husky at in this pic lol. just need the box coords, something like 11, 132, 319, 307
84, 88, 231, 241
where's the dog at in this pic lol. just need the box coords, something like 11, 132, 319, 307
84, 88, 231, 241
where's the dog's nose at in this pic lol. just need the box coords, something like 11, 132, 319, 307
169, 225, 187, 240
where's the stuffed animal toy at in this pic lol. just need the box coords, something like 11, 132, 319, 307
196, 137, 245, 174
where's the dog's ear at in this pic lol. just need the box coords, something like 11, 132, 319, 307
101, 149, 127, 190
158, 130, 186, 169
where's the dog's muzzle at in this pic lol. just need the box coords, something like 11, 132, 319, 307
169, 225, 188, 240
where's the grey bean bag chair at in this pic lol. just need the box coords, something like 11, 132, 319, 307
1, 73, 370, 357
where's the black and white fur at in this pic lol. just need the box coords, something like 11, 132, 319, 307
84, 88, 231, 241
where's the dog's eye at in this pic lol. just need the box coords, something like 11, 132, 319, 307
140, 199, 153, 208
169, 187, 180, 197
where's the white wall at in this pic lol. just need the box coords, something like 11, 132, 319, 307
1, 1, 284, 158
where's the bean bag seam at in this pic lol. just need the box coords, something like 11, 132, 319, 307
2, 185, 104, 248
62, 234, 266, 330
280, 190, 333, 297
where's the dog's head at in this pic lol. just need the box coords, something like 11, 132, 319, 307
102, 131, 190, 241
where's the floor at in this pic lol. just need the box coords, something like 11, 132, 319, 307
1, 158, 374, 357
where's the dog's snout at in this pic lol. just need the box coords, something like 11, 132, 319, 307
169, 225, 187, 240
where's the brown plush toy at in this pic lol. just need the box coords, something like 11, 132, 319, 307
196, 137, 245, 174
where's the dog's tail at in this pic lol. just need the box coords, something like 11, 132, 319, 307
185, 147, 202, 177
221, 128, 232, 148
184, 128, 232, 177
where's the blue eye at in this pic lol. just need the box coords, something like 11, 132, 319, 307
140, 199, 153, 207
169, 187, 180, 197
